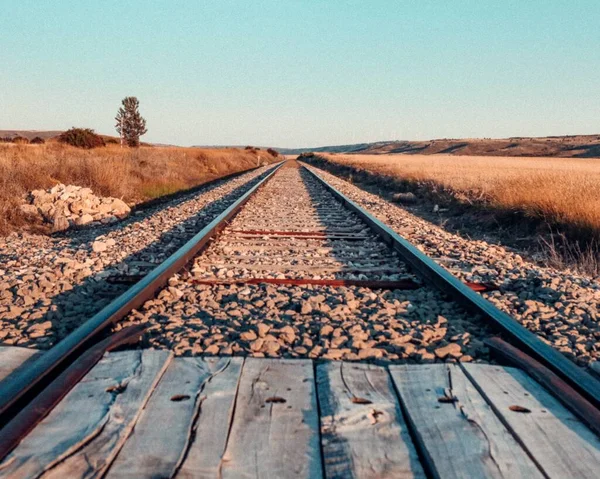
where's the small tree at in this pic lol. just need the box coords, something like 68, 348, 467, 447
115, 96, 147, 147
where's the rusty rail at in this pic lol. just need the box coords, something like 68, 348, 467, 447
2, 158, 599, 436
0, 162, 284, 425
484, 337, 600, 437
303, 163, 600, 408
0, 325, 146, 460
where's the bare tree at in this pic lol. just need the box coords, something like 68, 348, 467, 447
115, 97, 147, 147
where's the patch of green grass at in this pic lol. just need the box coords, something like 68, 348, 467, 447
140, 182, 185, 199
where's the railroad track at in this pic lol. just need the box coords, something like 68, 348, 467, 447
195, 166, 414, 281
1, 160, 599, 473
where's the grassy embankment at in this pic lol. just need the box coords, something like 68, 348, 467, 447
304, 153, 600, 275
0, 143, 276, 235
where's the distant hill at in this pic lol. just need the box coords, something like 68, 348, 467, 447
5, 131, 600, 157
0, 130, 63, 140
278, 134, 600, 158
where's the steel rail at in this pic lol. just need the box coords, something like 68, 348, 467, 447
0, 162, 285, 424
483, 337, 600, 437
0, 325, 146, 459
302, 163, 600, 408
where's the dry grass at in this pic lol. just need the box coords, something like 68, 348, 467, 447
0, 143, 276, 235
312, 153, 600, 273
318, 153, 600, 233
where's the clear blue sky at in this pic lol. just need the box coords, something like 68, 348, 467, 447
1, 0, 599, 147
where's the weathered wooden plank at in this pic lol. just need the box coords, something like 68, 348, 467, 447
220, 358, 322, 478
205, 254, 396, 266
0, 346, 40, 382
227, 226, 366, 232
317, 362, 425, 478
194, 261, 401, 273
225, 235, 372, 242
389, 364, 543, 479
0, 350, 171, 479
176, 357, 244, 478
107, 357, 242, 478
214, 244, 388, 253
463, 363, 600, 478
218, 239, 370, 248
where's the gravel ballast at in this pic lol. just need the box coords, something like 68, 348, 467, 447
303, 163, 600, 367
119, 163, 490, 363
0, 165, 275, 348
2, 160, 597, 371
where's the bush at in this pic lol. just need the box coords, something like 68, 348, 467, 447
0, 137, 13, 143
267, 148, 279, 157
30, 137, 45, 144
106, 138, 119, 145
12, 136, 29, 144
244, 146, 254, 150
58, 128, 105, 149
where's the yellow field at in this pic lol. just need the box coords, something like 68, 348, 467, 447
0, 143, 276, 234
317, 153, 600, 238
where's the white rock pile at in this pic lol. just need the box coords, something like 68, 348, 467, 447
20, 184, 131, 232
0, 165, 274, 349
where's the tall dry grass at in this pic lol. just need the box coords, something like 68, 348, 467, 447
312, 153, 600, 273
319, 154, 600, 233
0, 143, 275, 235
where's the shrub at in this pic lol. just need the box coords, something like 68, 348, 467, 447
0, 145, 275, 235
30, 137, 45, 144
106, 138, 119, 144
267, 148, 279, 157
12, 136, 29, 144
57, 128, 105, 149
0, 137, 13, 143
245, 146, 254, 150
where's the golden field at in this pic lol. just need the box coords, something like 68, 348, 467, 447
0, 143, 276, 235
313, 154, 600, 253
